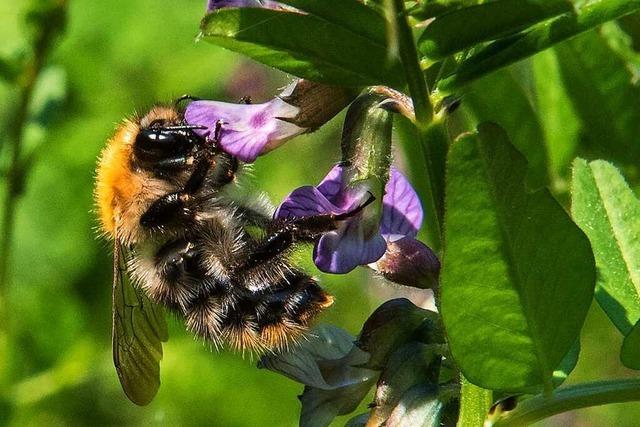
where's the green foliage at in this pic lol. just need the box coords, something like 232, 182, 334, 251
572, 160, 640, 372
441, 123, 595, 392
437, 0, 640, 90
418, 0, 572, 60
199, 5, 403, 87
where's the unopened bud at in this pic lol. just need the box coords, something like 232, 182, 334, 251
371, 237, 440, 289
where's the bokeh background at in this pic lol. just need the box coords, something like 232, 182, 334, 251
0, 0, 639, 425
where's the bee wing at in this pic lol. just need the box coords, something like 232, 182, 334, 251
112, 241, 169, 406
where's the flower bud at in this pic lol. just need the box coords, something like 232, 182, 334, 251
370, 237, 440, 290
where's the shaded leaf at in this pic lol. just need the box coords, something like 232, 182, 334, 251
368, 342, 441, 426
441, 123, 595, 392
532, 48, 581, 176
555, 31, 640, 164
260, 325, 376, 427
199, 8, 403, 87
386, 385, 443, 427
356, 298, 443, 370
277, 0, 386, 44
461, 66, 550, 188
553, 339, 580, 386
571, 159, 640, 335
299, 373, 376, 427
621, 319, 640, 369
345, 413, 369, 427
419, 0, 572, 60
437, 0, 640, 90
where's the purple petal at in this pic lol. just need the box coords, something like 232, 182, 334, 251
207, 0, 282, 12
380, 168, 423, 241
275, 186, 341, 220
313, 221, 387, 274
185, 97, 303, 162
316, 164, 369, 211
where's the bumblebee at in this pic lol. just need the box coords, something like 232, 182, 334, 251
95, 104, 344, 405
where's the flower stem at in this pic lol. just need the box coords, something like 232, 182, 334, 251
0, 56, 41, 312
389, 0, 445, 254
492, 379, 640, 427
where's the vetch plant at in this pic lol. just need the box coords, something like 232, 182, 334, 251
170, 0, 640, 425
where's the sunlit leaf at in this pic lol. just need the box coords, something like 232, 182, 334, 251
571, 159, 640, 335
457, 377, 491, 427
199, 8, 403, 87
419, 0, 572, 60
441, 123, 595, 392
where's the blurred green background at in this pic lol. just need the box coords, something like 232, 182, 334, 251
0, 0, 639, 426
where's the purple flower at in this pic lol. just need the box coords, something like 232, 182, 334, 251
275, 165, 425, 274
184, 83, 305, 163
206, 0, 283, 12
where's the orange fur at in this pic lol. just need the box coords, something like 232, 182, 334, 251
95, 120, 140, 239
95, 109, 178, 244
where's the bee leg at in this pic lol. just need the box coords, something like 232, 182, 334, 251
241, 193, 376, 270
140, 156, 214, 229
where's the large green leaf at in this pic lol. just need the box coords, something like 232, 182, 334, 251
554, 31, 640, 163
418, 0, 572, 60
437, 0, 640, 90
199, 8, 403, 87
571, 159, 640, 336
622, 320, 640, 369
441, 123, 595, 392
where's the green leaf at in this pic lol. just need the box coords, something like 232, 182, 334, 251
621, 320, 640, 370
457, 377, 492, 427
554, 31, 640, 163
571, 159, 640, 335
437, 0, 640, 90
461, 66, 550, 188
553, 339, 580, 386
441, 123, 595, 393
418, 0, 572, 60
531, 49, 581, 177
199, 8, 403, 87
276, 0, 387, 44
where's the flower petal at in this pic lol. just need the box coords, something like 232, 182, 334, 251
316, 164, 370, 212
184, 98, 303, 162
380, 168, 423, 241
275, 186, 341, 220
313, 221, 386, 274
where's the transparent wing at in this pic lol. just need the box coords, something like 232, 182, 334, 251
112, 241, 169, 406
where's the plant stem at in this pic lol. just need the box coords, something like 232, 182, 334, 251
493, 378, 640, 427
390, 0, 446, 254
0, 56, 41, 309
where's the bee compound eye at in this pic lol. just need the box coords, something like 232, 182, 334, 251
134, 128, 193, 162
